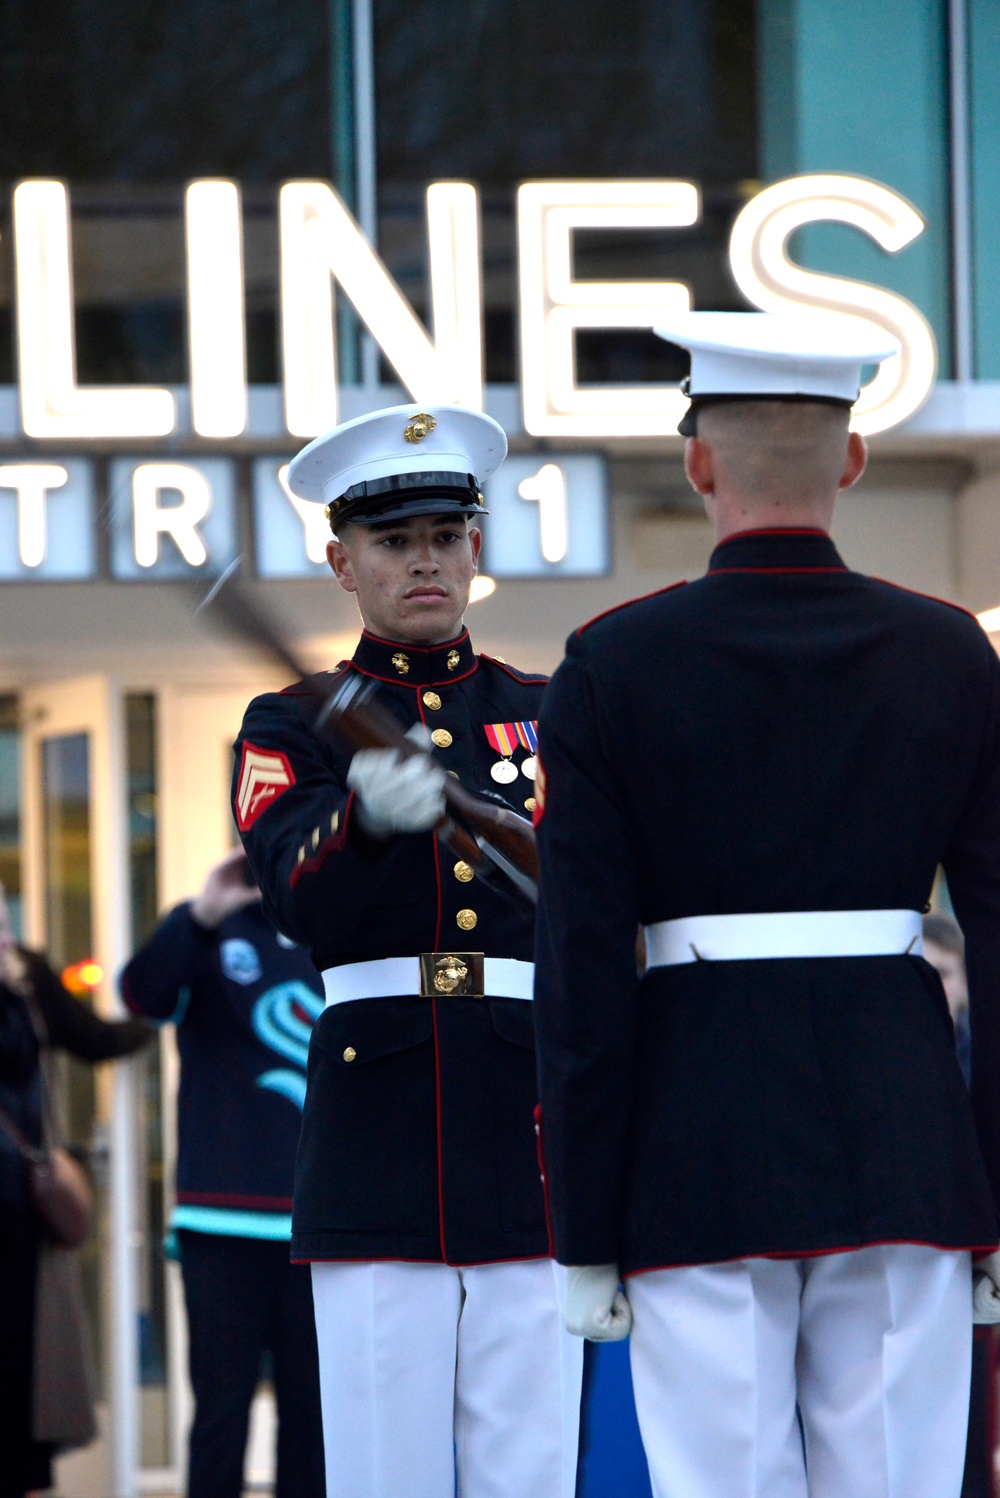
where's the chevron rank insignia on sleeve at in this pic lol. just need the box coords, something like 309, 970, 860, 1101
236, 742, 295, 831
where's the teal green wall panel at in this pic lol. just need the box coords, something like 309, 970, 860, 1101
970, 0, 1000, 377
758, 0, 952, 374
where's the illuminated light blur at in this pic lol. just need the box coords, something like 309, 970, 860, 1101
426, 183, 484, 415
186, 181, 247, 438
0, 463, 68, 566
277, 464, 330, 564
518, 180, 699, 438
728, 174, 936, 436
469, 575, 496, 603
517, 463, 568, 562
62, 959, 104, 995
133, 463, 212, 568
13, 180, 176, 439
977, 606, 1000, 634
280, 182, 484, 437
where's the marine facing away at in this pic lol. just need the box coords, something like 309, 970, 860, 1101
233, 404, 582, 1498
533, 311, 1000, 1498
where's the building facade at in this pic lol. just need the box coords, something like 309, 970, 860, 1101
1, 0, 999, 1490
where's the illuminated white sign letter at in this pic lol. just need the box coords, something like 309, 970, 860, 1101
280, 181, 483, 436
517, 181, 699, 438
517, 463, 568, 563
186, 180, 247, 438
133, 463, 212, 568
13, 181, 176, 439
277, 464, 330, 563
0, 463, 68, 567
728, 174, 937, 435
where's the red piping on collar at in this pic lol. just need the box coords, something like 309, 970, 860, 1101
351, 661, 479, 688
359, 627, 471, 653
715, 526, 832, 541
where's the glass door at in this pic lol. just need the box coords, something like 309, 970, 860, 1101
19, 675, 140, 1498
155, 681, 281, 1490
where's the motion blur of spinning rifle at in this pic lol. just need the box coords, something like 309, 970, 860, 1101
196, 564, 539, 909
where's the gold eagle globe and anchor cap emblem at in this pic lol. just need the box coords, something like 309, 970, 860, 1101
403, 412, 437, 444
283, 404, 507, 531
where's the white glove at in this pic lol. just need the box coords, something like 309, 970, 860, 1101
347, 732, 446, 838
973, 1251, 1000, 1324
563, 1264, 633, 1341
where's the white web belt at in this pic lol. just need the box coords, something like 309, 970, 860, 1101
644, 909, 924, 967
323, 955, 534, 1006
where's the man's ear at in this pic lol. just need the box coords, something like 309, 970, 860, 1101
468, 525, 483, 567
838, 430, 868, 492
327, 536, 358, 594
684, 437, 715, 496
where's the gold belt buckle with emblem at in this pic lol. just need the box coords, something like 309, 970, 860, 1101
419, 952, 485, 997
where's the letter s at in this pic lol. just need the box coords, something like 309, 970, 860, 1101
729, 174, 936, 435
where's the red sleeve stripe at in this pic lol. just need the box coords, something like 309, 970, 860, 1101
290, 791, 356, 888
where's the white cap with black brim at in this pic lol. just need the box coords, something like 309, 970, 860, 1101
286, 403, 508, 530
653, 311, 901, 436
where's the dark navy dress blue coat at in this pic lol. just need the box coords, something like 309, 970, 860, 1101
233, 628, 549, 1265
121, 902, 323, 1226
534, 529, 1000, 1275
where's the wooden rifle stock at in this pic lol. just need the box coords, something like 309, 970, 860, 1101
319, 672, 539, 894
192, 568, 538, 903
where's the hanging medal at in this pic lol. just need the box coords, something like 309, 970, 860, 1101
485, 723, 519, 783
515, 721, 538, 780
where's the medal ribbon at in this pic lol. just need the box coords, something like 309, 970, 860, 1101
514, 721, 538, 752
485, 723, 517, 757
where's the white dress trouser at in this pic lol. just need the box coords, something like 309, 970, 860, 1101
311, 1258, 583, 1498
627, 1244, 972, 1498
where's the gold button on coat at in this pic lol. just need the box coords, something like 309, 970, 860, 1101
423, 691, 442, 710
524, 797, 537, 813
456, 909, 478, 931
453, 860, 474, 882
343, 1046, 357, 1062
431, 728, 453, 749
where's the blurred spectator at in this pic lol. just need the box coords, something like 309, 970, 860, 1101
924, 911, 996, 1498
0, 883, 150, 1498
120, 848, 325, 1498
925, 912, 971, 1082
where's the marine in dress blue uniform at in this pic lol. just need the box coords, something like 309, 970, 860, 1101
233, 405, 582, 1498
533, 313, 1000, 1498
120, 851, 325, 1498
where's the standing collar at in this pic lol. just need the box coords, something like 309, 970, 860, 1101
707, 527, 848, 575
351, 627, 479, 686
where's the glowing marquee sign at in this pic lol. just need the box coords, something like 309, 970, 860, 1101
6, 173, 936, 445
0, 454, 609, 582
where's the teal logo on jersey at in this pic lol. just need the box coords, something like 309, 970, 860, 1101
251, 980, 324, 1110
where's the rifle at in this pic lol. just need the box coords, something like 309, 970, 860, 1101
196, 566, 539, 909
